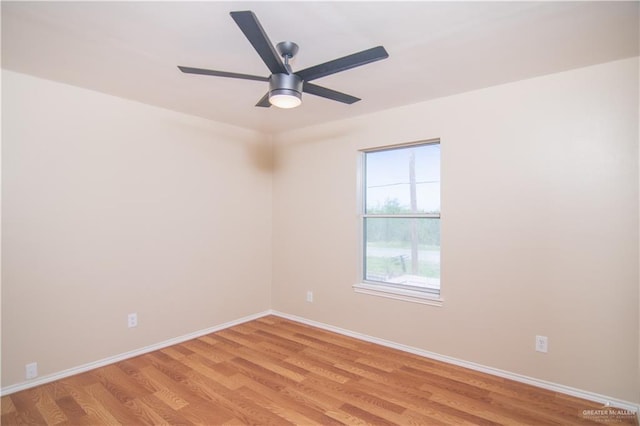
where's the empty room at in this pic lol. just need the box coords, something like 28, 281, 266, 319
1, 1, 639, 425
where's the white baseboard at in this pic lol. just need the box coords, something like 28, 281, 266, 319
271, 310, 640, 414
0, 310, 271, 396
3, 308, 638, 415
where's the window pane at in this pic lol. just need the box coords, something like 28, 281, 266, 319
365, 144, 440, 214
364, 217, 440, 291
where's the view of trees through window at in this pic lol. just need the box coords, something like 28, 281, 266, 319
363, 142, 440, 293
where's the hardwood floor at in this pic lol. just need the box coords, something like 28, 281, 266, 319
1, 315, 637, 425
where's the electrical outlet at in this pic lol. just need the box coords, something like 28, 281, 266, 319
25, 362, 38, 379
535, 335, 548, 353
128, 313, 138, 328
306, 291, 313, 303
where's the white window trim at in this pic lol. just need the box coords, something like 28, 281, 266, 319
355, 139, 442, 306
353, 282, 444, 306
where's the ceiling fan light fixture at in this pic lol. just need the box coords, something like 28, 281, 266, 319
269, 90, 302, 109
269, 73, 303, 109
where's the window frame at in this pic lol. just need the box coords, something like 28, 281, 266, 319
354, 139, 443, 306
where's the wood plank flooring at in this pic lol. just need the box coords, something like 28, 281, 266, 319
1, 315, 637, 425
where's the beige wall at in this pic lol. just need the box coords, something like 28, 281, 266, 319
2, 58, 639, 404
272, 58, 639, 403
1, 71, 273, 387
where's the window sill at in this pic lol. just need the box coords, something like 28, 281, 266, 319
353, 282, 443, 306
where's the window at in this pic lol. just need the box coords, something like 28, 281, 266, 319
355, 141, 441, 305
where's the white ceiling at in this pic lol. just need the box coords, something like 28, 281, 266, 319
2, 1, 638, 134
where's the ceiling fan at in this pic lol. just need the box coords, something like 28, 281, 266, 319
178, 10, 389, 109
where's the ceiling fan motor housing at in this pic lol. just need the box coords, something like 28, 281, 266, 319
269, 73, 303, 98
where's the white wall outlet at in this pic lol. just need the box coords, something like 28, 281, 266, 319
128, 313, 138, 328
25, 362, 38, 379
535, 335, 548, 353
306, 291, 313, 303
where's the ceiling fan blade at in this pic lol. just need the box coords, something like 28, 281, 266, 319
303, 82, 360, 104
230, 11, 287, 75
178, 66, 268, 82
255, 92, 271, 108
296, 46, 389, 82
